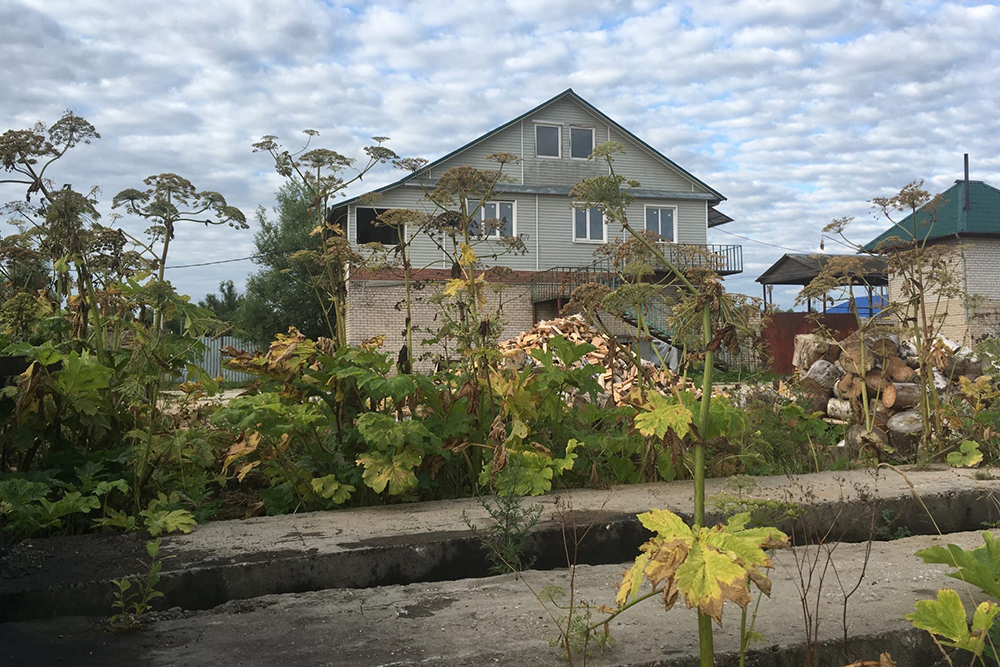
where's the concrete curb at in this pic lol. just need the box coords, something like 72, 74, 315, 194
2, 466, 998, 622
2, 531, 981, 666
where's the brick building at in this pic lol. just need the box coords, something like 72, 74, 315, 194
865, 163, 1000, 343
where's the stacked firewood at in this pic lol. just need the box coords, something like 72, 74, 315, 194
498, 315, 696, 405
793, 332, 983, 452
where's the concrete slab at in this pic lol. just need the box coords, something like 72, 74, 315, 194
1, 530, 988, 666
3, 466, 999, 621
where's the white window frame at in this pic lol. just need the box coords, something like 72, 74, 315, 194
467, 199, 517, 239
534, 122, 562, 159
572, 205, 607, 243
569, 126, 595, 160
642, 204, 678, 243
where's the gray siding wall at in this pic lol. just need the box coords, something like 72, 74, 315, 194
347, 95, 711, 272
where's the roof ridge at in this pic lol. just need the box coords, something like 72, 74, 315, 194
333, 89, 724, 210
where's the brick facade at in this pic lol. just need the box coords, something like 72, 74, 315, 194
886, 237, 1000, 344
345, 277, 535, 371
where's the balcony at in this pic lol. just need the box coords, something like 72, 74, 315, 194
530, 243, 743, 304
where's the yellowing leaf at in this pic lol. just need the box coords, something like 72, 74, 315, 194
675, 540, 751, 625
223, 431, 262, 470
442, 278, 466, 300
459, 242, 477, 267
907, 588, 999, 656
616, 552, 650, 607
947, 440, 983, 468
235, 460, 260, 482
638, 508, 693, 540
356, 447, 423, 495
634, 393, 693, 439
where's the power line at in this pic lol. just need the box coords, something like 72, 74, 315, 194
163, 248, 296, 270
713, 227, 815, 254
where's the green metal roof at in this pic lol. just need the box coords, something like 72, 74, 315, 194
863, 180, 1000, 251
336, 88, 726, 209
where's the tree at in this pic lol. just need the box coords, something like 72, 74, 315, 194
235, 186, 329, 346
199, 280, 243, 323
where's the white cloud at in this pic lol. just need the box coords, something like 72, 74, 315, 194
1, 0, 999, 306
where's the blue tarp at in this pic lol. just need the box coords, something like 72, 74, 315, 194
827, 294, 887, 315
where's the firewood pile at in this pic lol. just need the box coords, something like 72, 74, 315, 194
499, 315, 696, 405
793, 332, 984, 453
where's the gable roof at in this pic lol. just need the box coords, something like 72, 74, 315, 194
756, 253, 888, 286
863, 180, 1000, 251
336, 89, 726, 209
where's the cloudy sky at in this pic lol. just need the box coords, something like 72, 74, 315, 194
3, 0, 999, 307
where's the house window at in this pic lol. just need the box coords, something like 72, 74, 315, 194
574, 207, 604, 242
467, 199, 515, 238
644, 207, 675, 242
535, 124, 560, 158
570, 127, 594, 159
356, 207, 402, 245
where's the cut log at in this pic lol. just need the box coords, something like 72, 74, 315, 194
800, 359, 844, 395
841, 343, 875, 375
835, 373, 863, 400
933, 368, 949, 391
864, 369, 889, 395
826, 397, 853, 421
900, 339, 919, 359
884, 356, 916, 382
887, 409, 923, 454
882, 382, 921, 409
792, 334, 840, 370
870, 335, 900, 358
869, 398, 892, 430
845, 424, 889, 455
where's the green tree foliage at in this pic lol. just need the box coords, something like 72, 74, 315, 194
199, 280, 243, 323
236, 186, 329, 346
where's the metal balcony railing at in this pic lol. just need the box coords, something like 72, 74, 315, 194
530, 243, 742, 304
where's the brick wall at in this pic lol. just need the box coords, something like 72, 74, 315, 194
885, 237, 1000, 344
346, 278, 535, 371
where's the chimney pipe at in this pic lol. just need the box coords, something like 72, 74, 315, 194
964, 153, 971, 211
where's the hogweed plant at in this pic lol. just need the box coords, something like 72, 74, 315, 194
570, 141, 768, 666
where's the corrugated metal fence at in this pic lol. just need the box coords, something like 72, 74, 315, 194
184, 336, 258, 384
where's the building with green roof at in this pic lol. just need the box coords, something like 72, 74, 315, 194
863, 172, 1000, 343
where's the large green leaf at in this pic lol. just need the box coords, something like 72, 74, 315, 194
309, 475, 354, 504
947, 440, 983, 468
907, 588, 999, 656
916, 532, 1000, 600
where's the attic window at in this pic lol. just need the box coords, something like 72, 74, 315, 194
535, 124, 560, 158
356, 207, 402, 245
570, 127, 594, 159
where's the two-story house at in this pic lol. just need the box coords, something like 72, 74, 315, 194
333, 89, 742, 366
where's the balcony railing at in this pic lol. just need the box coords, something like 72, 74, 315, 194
530, 243, 742, 304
